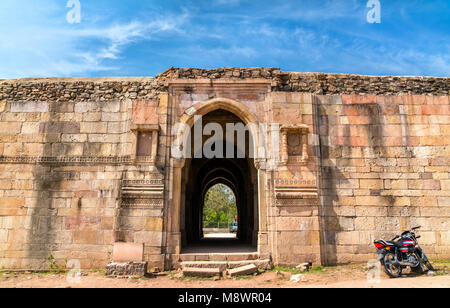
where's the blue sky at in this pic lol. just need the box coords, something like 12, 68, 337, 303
0, 0, 449, 78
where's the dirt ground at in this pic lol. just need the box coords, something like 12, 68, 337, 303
0, 261, 449, 288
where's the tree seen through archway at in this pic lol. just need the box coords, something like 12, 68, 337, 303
203, 184, 237, 230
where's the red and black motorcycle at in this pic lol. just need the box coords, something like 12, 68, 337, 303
374, 226, 434, 278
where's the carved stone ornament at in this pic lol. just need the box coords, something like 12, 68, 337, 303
279, 124, 310, 166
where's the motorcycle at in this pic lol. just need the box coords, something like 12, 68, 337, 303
373, 226, 434, 278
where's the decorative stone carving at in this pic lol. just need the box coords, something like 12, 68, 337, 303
131, 124, 159, 166
279, 124, 309, 166
274, 179, 318, 207
120, 176, 164, 208
0, 155, 133, 165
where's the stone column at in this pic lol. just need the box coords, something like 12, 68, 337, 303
167, 158, 184, 256
255, 160, 270, 259
280, 130, 288, 166
301, 131, 309, 162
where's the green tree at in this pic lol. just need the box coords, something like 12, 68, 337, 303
203, 184, 237, 228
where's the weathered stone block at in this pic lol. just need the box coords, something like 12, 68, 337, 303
82, 112, 102, 121
80, 122, 108, 134
0, 100, 6, 112
145, 217, 163, 231
132, 100, 159, 124
408, 179, 441, 190
0, 122, 22, 134
106, 262, 148, 277
355, 206, 387, 217
0, 197, 25, 207
183, 267, 221, 277
39, 122, 80, 134
73, 230, 102, 245
11, 101, 48, 113
23, 143, 44, 156
83, 143, 112, 156
133, 231, 163, 246
101, 112, 122, 122
112, 242, 144, 262
359, 179, 383, 190
61, 134, 88, 143
21, 122, 40, 134
227, 264, 258, 277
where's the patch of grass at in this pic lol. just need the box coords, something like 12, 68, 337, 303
48, 254, 67, 274
274, 271, 289, 280
309, 265, 326, 273
273, 265, 326, 275
33, 271, 62, 275
433, 259, 450, 264
273, 266, 302, 274
182, 275, 214, 281
132, 276, 151, 281
232, 274, 254, 280
431, 269, 449, 277
430, 262, 450, 277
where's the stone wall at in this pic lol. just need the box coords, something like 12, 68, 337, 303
316, 94, 450, 264
267, 92, 321, 266
0, 98, 166, 270
0, 68, 449, 270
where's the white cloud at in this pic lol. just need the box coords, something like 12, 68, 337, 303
0, 2, 189, 78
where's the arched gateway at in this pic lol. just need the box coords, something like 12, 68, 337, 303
164, 78, 321, 269
167, 97, 265, 261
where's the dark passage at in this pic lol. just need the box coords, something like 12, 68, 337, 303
180, 110, 258, 252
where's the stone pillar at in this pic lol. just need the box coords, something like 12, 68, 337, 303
167, 158, 184, 257
255, 160, 270, 259
301, 132, 309, 162
280, 130, 288, 166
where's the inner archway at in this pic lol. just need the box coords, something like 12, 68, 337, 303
180, 109, 258, 253
202, 183, 237, 239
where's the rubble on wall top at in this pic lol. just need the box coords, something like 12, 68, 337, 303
0, 67, 448, 102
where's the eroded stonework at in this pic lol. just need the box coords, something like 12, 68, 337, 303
0, 67, 449, 270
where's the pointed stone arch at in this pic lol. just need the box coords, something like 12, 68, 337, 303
181, 97, 259, 126
172, 97, 262, 168
168, 98, 264, 257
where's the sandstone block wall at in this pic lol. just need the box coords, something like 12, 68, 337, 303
317, 94, 450, 264
0, 68, 448, 270
267, 92, 321, 266
0, 97, 167, 270
0, 99, 128, 269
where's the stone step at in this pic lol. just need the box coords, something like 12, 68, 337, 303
182, 267, 222, 278
227, 264, 258, 277
181, 259, 273, 272
179, 252, 259, 262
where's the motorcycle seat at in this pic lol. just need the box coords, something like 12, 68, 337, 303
386, 241, 402, 247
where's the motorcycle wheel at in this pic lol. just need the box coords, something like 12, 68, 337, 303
410, 263, 424, 274
411, 253, 424, 274
422, 253, 435, 271
381, 252, 402, 278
